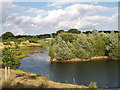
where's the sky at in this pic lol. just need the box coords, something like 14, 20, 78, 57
1, 2, 118, 35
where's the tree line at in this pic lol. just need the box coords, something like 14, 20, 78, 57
1, 29, 119, 41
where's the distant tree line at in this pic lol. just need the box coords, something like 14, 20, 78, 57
1, 29, 119, 41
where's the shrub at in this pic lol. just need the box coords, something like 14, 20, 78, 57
88, 82, 97, 88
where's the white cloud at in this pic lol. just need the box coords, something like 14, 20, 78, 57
47, 2, 75, 8
12, 27, 24, 35
2, 3, 118, 35
1, 2, 25, 23
27, 8, 48, 16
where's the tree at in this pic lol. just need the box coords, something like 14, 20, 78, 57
2, 48, 20, 69
56, 30, 65, 35
58, 32, 78, 42
105, 32, 119, 57
67, 41, 76, 58
47, 30, 120, 61
48, 36, 74, 60
73, 33, 93, 59
67, 29, 81, 34
2, 32, 14, 40
55, 37, 75, 60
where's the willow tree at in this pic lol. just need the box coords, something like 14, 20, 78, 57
56, 36, 75, 60
105, 32, 119, 57
73, 33, 93, 59
93, 33, 106, 56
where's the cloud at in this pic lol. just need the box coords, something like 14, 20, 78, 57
1, 2, 25, 23
27, 8, 48, 16
47, 2, 75, 8
12, 27, 24, 35
2, 3, 118, 35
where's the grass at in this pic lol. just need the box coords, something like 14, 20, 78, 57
1, 69, 88, 88
13, 45, 42, 59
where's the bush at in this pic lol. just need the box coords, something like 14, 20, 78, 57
88, 82, 97, 88
3, 42, 12, 46
15, 44, 20, 49
29, 39, 38, 43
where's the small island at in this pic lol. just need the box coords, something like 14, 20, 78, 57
48, 29, 120, 63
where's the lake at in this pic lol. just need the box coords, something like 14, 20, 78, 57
19, 50, 119, 88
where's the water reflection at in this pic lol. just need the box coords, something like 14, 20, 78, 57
19, 51, 119, 88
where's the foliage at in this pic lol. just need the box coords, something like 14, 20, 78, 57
48, 30, 119, 60
2, 32, 14, 40
88, 82, 97, 88
73, 33, 94, 59
67, 29, 81, 34
3, 42, 12, 45
15, 44, 20, 49
2, 48, 20, 69
58, 32, 78, 42
29, 39, 38, 43
48, 37, 75, 60
56, 30, 65, 34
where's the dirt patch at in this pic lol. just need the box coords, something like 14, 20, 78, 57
50, 56, 120, 63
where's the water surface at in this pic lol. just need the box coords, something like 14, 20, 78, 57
19, 50, 119, 88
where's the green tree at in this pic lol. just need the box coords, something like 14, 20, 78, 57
58, 32, 78, 42
56, 30, 65, 35
2, 32, 14, 40
94, 35, 106, 56
47, 30, 120, 61
56, 38, 74, 60
2, 48, 20, 69
73, 33, 93, 59
67, 29, 81, 34
49, 36, 74, 60
105, 32, 119, 57
67, 41, 76, 59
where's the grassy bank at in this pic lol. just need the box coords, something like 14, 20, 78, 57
13, 46, 43, 59
1, 69, 88, 88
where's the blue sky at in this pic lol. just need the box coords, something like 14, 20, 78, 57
1, 2, 118, 35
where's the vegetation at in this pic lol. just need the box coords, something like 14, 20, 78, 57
1, 29, 120, 89
48, 30, 120, 61
2, 48, 21, 69
2, 32, 14, 40
1, 29, 119, 62
1, 69, 88, 88
68, 28, 81, 34
88, 82, 97, 88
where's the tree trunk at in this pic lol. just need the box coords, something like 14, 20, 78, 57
5, 67, 8, 81
8, 67, 10, 79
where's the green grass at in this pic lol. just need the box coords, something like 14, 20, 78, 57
14, 50, 37, 58
13, 46, 42, 59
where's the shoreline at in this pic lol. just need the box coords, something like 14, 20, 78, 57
50, 56, 120, 63
1, 69, 88, 88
